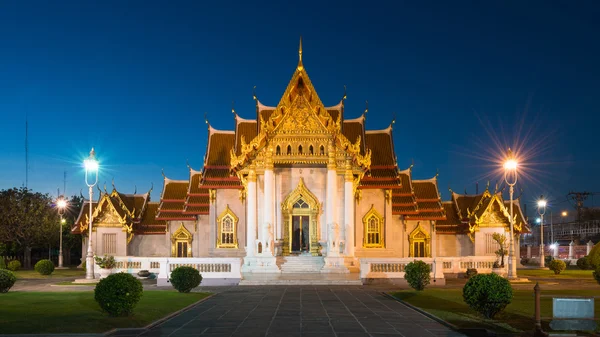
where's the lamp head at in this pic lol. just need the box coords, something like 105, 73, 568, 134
503, 148, 518, 171
536, 218, 541, 223
84, 148, 99, 172
561, 211, 567, 217
537, 199, 547, 208
56, 198, 67, 209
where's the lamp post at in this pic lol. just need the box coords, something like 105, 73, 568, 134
84, 148, 99, 279
537, 196, 547, 268
56, 197, 67, 268
503, 148, 518, 279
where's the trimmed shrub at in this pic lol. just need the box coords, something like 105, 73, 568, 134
549, 259, 566, 275
7, 260, 21, 271
588, 242, 600, 269
466, 268, 478, 279
94, 272, 143, 316
564, 259, 572, 267
593, 267, 600, 285
169, 266, 202, 293
34, 259, 55, 275
0, 269, 17, 293
520, 258, 529, 265
0, 257, 5, 269
404, 260, 431, 291
577, 256, 590, 270
463, 273, 513, 319
544, 255, 554, 266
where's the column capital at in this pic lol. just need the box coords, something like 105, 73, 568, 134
248, 168, 257, 182
265, 146, 274, 170
327, 141, 336, 170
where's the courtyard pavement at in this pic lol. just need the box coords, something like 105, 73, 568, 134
123, 286, 465, 337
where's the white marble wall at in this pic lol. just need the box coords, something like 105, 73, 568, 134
129, 234, 170, 257
94, 227, 127, 256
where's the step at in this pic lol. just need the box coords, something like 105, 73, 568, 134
279, 256, 325, 273
239, 279, 363, 285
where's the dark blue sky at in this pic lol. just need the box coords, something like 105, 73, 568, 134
1, 1, 599, 215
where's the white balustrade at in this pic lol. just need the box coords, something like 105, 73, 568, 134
359, 256, 498, 279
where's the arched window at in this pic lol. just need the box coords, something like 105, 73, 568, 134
217, 205, 239, 248
298, 145, 303, 154
276, 145, 281, 155
409, 223, 430, 257
309, 145, 314, 155
320, 145, 325, 155
362, 205, 384, 248
287, 145, 292, 155
171, 224, 193, 257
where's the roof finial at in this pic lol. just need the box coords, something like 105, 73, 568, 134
486, 180, 490, 190
161, 169, 166, 179
299, 36, 303, 63
79, 189, 84, 199
343, 85, 347, 101
252, 86, 257, 101
464, 187, 467, 194
111, 177, 115, 191
390, 113, 396, 130
409, 158, 414, 170
231, 100, 236, 115
103, 181, 107, 193
448, 186, 453, 194
364, 100, 369, 116
186, 159, 191, 171
134, 185, 137, 194
435, 169, 439, 179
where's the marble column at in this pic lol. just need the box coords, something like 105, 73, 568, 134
568, 241, 575, 259
209, 189, 217, 252
527, 244, 532, 259
263, 147, 274, 256
344, 159, 354, 256
246, 169, 257, 257
587, 240, 594, 255
326, 140, 338, 256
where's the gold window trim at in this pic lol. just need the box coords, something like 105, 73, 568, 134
217, 204, 239, 248
281, 178, 320, 256
171, 223, 193, 257
362, 204, 384, 248
409, 222, 431, 257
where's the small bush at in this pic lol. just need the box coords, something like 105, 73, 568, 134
545, 255, 554, 266
34, 259, 55, 275
466, 268, 478, 279
94, 272, 143, 316
593, 267, 600, 285
549, 259, 566, 274
404, 260, 431, 291
564, 259, 572, 267
0, 269, 17, 293
577, 256, 590, 270
0, 257, 5, 269
520, 258, 529, 265
169, 266, 202, 293
7, 260, 21, 271
463, 273, 513, 319
588, 242, 600, 269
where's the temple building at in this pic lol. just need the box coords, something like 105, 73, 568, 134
73, 41, 529, 277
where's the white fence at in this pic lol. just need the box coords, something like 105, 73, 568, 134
360, 256, 499, 280
107, 257, 242, 286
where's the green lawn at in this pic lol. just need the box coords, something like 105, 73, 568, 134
391, 289, 600, 334
12, 268, 85, 279
518, 268, 595, 279
0, 291, 211, 334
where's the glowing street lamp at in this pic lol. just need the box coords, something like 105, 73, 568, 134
56, 196, 68, 268
84, 148, 99, 279
504, 148, 518, 279
561, 211, 568, 217
537, 196, 547, 268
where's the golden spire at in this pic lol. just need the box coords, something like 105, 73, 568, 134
299, 36, 303, 63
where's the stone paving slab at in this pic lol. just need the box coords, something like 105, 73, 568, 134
130, 286, 466, 337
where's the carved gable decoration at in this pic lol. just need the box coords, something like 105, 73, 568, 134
477, 197, 510, 227
275, 95, 328, 135
93, 196, 127, 228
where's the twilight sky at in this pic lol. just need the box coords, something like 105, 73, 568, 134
1, 1, 599, 217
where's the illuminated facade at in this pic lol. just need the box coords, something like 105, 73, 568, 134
73, 41, 529, 275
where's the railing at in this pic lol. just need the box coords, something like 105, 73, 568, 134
108, 257, 242, 286
359, 256, 499, 279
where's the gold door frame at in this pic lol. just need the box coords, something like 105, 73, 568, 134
281, 178, 320, 256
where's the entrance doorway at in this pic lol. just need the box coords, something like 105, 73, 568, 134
291, 215, 310, 253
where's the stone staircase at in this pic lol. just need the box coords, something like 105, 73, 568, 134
278, 255, 325, 273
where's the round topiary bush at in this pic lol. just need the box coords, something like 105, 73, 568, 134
0, 269, 17, 293
7, 260, 21, 271
169, 266, 202, 293
0, 257, 6, 270
404, 260, 431, 291
577, 256, 590, 270
94, 272, 143, 316
588, 242, 600, 269
463, 273, 513, 319
34, 259, 55, 275
593, 267, 600, 285
466, 268, 478, 279
549, 259, 566, 275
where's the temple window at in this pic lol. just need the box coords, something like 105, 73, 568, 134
287, 145, 292, 155
276, 145, 281, 155
171, 223, 193, 257
362, 205, 384, 248
217, 205, 239, 248
409, 223, 431, 258
309, 145, 314, 155
298, 145, 303, 154
320, 145, 325, 155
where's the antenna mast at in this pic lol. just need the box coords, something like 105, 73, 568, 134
25, 115, 29, 189
63, 171, 67, 197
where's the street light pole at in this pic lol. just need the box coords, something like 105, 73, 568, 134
84, 148, 99, 279
538, 196, 547, 268
504, 149, 518, 279
56, 197, 67, 268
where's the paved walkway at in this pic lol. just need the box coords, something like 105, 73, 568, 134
131, 286, 464, 337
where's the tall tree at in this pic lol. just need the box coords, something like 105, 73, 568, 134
0, 187, 59, 268
61, 195, 84, 266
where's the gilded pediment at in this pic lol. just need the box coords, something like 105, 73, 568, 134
275, 96, 328, 134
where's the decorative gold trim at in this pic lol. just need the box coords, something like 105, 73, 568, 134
209, 189, 216, 204
362, 205, 384, 248
281, 178, 320, 256
171, 223, 193, 257
408, 222, 431, 257
217, 205, 239, 248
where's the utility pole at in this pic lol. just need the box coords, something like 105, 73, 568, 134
567, 191, 590, 223
25, 115, 29, 189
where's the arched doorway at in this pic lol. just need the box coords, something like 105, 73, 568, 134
281, 178, 320, 256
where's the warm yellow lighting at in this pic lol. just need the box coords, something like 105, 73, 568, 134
61, 218, 66, 224
561, 211, 567, 217
537, 199, 547, 208
504, 159, 518, 170
57, 199, 67, 209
